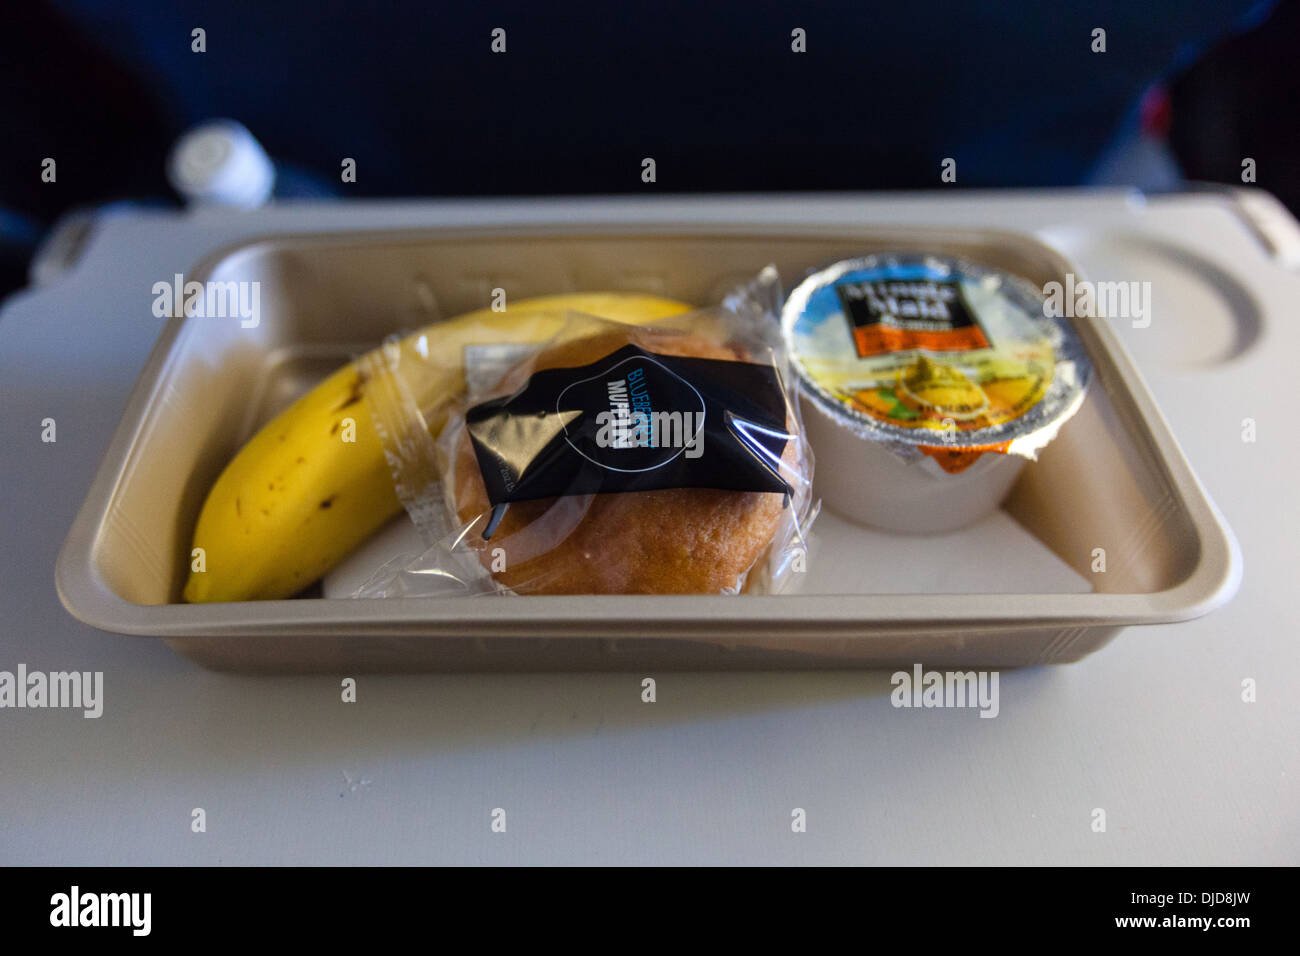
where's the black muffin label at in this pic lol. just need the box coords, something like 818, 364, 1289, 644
466, 344, 792, 505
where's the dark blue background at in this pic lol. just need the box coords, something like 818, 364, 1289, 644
0, 0, 1287, 293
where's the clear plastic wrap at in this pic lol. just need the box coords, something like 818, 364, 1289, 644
353, 267, 816, 597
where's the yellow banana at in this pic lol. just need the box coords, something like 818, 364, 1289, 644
183, 293, 694, 602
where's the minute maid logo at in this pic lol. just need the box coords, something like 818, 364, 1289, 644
836, 276, 989, 357
842, 278, 960, 323
574, 356, 706, 466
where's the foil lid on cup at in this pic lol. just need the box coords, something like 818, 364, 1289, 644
781, 254, 1093, 473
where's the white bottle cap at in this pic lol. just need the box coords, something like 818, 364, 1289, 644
167, 119, 274, 208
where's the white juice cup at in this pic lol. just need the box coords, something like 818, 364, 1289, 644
800, 388, 1026, 533
782, 254, 1091, 535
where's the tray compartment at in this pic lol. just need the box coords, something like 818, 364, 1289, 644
56, 225, 1239, 670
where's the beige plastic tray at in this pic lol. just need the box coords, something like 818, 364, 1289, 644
55, 224, 1240, 671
